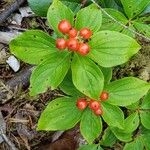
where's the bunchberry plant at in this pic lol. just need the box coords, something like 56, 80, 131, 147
9, 0, 150, 149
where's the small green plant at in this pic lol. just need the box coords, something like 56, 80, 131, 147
9, 0, 150, 149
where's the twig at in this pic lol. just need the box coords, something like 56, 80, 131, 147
91, 0, 150, 41
0, 0, 26, 24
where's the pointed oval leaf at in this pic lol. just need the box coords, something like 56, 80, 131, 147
100, 127, 117, 147
71, 54, 104, 100
100, 8, 128, 31
101, 102, 124, 129
123, 137, 144, 150
124, 112, 139, 133
9, 30, 56, 65
37, 97, 82, 130
141, 90, 150, 109
80, 108, 102, 144
111, 127, 132, 142
88, 31, 141, 67
120, 0, 150, 19
75, 4, 102, 33
47, 0, 74, 36
30, 51, 71, 96
140, 111, 150, 130
105, 77, 150, 106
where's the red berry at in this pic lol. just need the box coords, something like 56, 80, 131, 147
58, 19, 72, 34
89, 100, 100, 111
67, 38, 79, 51
68, 28, 78, 38
56, 38, 66, 50
76, 98, 88, 110
80, 28, 92, 39
78, 43, 90, 56
94, 108, 103, 116
100, 91, 109, 101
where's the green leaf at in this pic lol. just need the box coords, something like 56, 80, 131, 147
9, 30, 56, 65
100, 8, 128, 31
88, 31, 141, 67
141, 130, 150, 150
123, 136, 144, 150
30, 51, 71, 96
140, 111, 150, 129
79, 144, 103, 150
124, 112, 139, 133
126, 101, 140, 110
28, 0, 52, 17
141, 91, 150, 109
62, 1, 81, 14
80, 109, 102, 144
101, 102, 124, 129
99, 66, 112, 84
59, 70, 84, 97
37, 97, 82, 130
111, 127, 132, 142
121, 25, 136, 38
105, 77, 150, 106
120, 0, 150, 18
71, 54, 104, 100
47, 0, 74, 36
100, 127, 117, 147
75, 4, 102, 33
133, 22, 150, 38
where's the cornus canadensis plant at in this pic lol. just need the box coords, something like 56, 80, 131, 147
9, 0, 150, 149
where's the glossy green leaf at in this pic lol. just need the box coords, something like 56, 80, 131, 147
133, 22, 150, 38
124, 112, 139, 133
100, 8, 128, 31
28, 0, 52, 17
105, 77, 150, 106
100, 127, 117, 147
140, 111, 150, 129
141, 129, 150, 150
123, 136, 144, 150
80, 109, 102, 144
99, 66, 112, 84
141, 91, 150, 109
120, 0, 150, 18
47, 0, 74, 36
9, 30, 56, 65
37, 97, 82, 130
75, 4, 102, 33
126, 101, 140, 110
101, 102, 124, 129
71, 54, 104, 100
30, 51, 71, 96
59, 70, 84, 97
111, 127, 132, 142
88, 31, 141, 67
79, 144, 103, 150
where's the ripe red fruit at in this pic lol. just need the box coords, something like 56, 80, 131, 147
58, 19, 72, 34
89, 100, 100, 111
68, 28, 78, 38
78, 43, 90, 56
76, 98, 88, 110
67, 38, 79, 51
80, 28, 92, 39
100, 91, 109, 101
56, 38, 66, 50
94, 108, 103, 116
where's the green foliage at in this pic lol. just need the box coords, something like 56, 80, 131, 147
9, 0, 150, 149
80, 109, 102, 144
38, 97, 82, 130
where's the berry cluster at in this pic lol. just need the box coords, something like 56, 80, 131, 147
76, 91, 109, 116
56, 19, 92, 56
